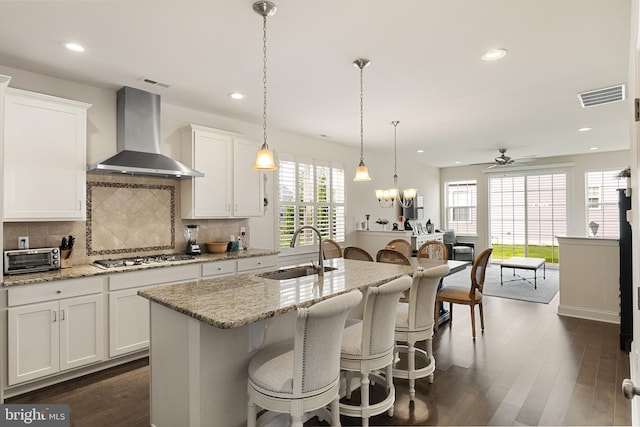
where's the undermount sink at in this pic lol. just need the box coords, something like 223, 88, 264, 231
257, 265, 338, 280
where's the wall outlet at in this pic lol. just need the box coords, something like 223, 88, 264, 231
18, 236, 29, 250
240, 227, 246, 235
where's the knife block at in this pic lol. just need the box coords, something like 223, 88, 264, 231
60, 250, 73, 269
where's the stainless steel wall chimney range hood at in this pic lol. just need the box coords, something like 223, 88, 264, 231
87, 86, 204, 179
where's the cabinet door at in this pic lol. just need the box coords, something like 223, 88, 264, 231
59, 294, 104, 371
8, 301, 59, 385
233, 137, 263, 217
182, 128, 233, 218
109, 288, 151, 357
4, 89, 90, 220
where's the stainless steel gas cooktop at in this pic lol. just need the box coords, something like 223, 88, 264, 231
93, 254, 196, 269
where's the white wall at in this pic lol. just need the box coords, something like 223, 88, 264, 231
439, 149, 631, 253
0, 64, 440, 252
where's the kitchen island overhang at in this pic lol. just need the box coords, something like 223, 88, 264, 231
138, 257, 424, 427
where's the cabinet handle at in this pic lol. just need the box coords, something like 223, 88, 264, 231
78, 200, 82, 211
227, 204, 231, 212
53, 311, 57, 323
235, 203, 238, 212
61, 309, 65, 321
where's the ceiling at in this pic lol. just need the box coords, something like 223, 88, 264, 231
0, 0, 633, 168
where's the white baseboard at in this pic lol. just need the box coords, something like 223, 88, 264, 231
557, 304, 620, 324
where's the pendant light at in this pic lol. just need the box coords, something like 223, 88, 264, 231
252, 1, 277, 171
353, 58, 371, 181
375, 121, 417, 208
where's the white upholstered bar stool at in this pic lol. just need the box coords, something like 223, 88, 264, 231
247, 290, 362, 427
393, 264, 450, 404
339, 275, 412, 427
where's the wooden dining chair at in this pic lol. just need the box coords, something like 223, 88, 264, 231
435, 248, 493, 339
343, 246, 374, 262
376, 249, 411, 266
417, 241, 448, 260
322, 239, 343, 259
385, 239, 413, 259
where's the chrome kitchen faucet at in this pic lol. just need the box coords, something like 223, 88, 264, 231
290, 226, 324, 276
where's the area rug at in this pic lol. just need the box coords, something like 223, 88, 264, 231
443, 265, 559, 304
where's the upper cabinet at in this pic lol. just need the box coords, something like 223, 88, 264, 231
3, 88, 91, 221
181, 125, 263, 218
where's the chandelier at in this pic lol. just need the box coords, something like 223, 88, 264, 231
375, 121, 416, 208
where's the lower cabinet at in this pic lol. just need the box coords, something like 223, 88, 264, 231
4, 253, 278, 390
109, 287, 152, 357
8, 294, 104, 385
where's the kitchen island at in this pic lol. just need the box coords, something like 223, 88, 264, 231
138, 257, 426, 427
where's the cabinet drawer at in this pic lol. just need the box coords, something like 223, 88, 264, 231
202, 260, 236, 277
109, 264, 200, 291
237, 255, 278, 272
8, 276, 104, 307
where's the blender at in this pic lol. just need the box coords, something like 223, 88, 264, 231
184, 224, 201, 255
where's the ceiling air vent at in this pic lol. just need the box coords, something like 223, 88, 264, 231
578, 84, 625, 108
141, 77, 170, 89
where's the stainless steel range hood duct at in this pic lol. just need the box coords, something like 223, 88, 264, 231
87, 86, 204, 179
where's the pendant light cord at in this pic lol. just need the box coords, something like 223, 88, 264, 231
359, 65, 364, 162
393, 121, 398, 177
262, 15, 268, 148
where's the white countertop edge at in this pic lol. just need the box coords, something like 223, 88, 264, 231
556, 235, 619, 247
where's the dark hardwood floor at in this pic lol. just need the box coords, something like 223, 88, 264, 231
6, 293, 632, 426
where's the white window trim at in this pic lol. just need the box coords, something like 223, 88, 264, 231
487, 167, 571, 263
444, 179, 478, 236
276, 154, 345, 256
584, 167, 625, 238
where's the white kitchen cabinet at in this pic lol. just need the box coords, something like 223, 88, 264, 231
181, 124, 263, 218
237, 254, 278, 272
3, 88, 91, 221
109, 287, 152, 357
108, 264, 199, 357
8, 294, 104, 385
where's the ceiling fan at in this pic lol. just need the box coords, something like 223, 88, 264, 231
488, 148, 515, 168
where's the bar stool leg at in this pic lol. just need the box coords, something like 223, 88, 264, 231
386, 363, 395, 416
408, 340, 416, 402
247, 400, 257, 427
330, 395, 341, 426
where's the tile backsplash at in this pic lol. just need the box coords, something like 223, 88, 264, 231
87, 180, 175, 255
3, 174, 250, 265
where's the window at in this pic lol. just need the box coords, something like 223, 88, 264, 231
445, 180, 477, 235
489, 170, 567, 265
585, 169, 626, 238
277, 155, 345, 252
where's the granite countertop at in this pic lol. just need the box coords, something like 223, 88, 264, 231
2, 248, 279, 287
138, 257, 416, 329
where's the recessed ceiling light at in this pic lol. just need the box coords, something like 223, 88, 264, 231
481, 48, 507, 61
62, 41, 86, 53
577, 127, 592, 132
228, 92, 244, 100
417, 149, 424, 153
590, 147, 599, 150
454, 161, 461, 164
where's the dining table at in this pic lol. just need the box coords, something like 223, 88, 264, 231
412, 258, 469, 275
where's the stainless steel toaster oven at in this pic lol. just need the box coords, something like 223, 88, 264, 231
4, 247, 61, 275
